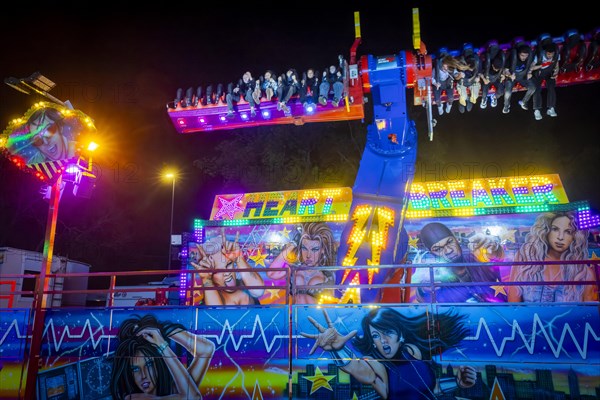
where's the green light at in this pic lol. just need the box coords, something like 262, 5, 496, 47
406, 201, 590, 219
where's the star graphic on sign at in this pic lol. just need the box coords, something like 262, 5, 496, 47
266, 287, 281, 300
408, 235, 419, 248
500, 229, 517, 243
491, 279, 507, 297
279, 227, 291, 239
214, 194, 245, 220
249, 249, 267, 267
303, 366, 335, 394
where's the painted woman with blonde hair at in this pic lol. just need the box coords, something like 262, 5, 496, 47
268, 222, 337, 304
508, 211, 597, 302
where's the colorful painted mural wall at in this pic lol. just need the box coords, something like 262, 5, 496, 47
1, 305, 598, 399
1, 180, 599, 399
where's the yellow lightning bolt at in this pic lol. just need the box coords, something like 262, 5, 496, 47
341, 205, 372, 283
339, 273, 362, 304
366, 207, 394, 284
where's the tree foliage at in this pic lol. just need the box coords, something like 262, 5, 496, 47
192, 120, 367, 192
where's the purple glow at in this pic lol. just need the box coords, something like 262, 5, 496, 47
199, 117, 206, 123
429, 190, 447, 199
532, 184, 553, 193
513, 187, 529, 194
194, 226, 203, 243
65, 165, 79, 174
409, 192, 425, 200
241, 113, 248, 120
262, 110, 271, 118
219, 116, 226, 121
577, 209, 600, 229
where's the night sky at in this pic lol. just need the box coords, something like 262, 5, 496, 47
1, 3, 599, 281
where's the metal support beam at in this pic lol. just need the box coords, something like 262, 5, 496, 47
23, 174, 62, 399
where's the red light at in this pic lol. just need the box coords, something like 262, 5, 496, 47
177, 118, 186, 126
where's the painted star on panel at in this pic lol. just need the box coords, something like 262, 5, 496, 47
279, 227, 291, 239
303, 366, 335, 394
249, 248, 267, 267
408, 235, 419, 248
491, 279, 507, 297
266, 287, 281, 300
214, 194, 245, 220
500, 229, 517, 243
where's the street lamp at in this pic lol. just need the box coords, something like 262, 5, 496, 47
163, 171, 177, 270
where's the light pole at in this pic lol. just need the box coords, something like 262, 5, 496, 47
164, 171, 176, 270
3, 72, 100, 399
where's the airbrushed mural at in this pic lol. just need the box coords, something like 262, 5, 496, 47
404, 209, 600, 304
188, 221, 346, 306
1, 305, 598, 399
1, 186, 598, 399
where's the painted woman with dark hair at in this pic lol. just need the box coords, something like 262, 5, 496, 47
268, 222, 337, 304
508, 211, 597, 302
301, 308, 476, 399
110, 314, 214, 399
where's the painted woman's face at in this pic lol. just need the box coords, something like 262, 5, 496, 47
547, 216, 574, 254
30, 114, 68, 161
300, 238, 323, 267
131, 351, 156, 394
369, 325, 401, 359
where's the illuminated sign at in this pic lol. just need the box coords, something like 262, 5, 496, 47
209, 187, 352, 221
341, 205, 395, 286
1, 102, 96, 181
408, 174, 568, 213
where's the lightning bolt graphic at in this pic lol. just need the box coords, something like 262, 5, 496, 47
341, 205, 372, 284
366, 207, 394, 284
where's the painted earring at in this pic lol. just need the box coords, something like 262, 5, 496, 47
399, 333, 405, 343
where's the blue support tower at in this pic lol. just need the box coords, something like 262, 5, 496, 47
336, 51, 417, 302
